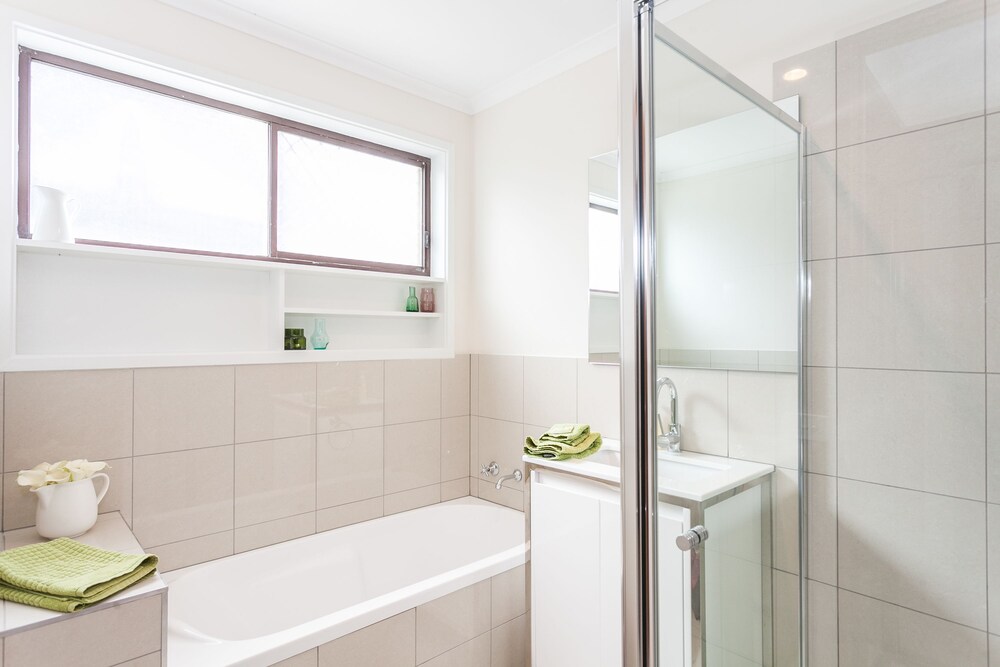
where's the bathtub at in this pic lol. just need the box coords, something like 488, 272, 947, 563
163, 497, 526, 666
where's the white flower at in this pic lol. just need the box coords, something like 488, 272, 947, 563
16, 468, 47, 489
16, 459, 108, 490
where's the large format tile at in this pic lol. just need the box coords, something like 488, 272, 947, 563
728, 371, 798, 469
492, 565, 528, 628
318, 610, 415, 667
836, 0, 985, 146
805, 579, 838, 667
441, 354, 471, 418
985, 114, 999, 242
4, 369, 132, 471
804, 367, 836, 475
273, 649, 318, 667
522, 356, 577, 428
235, 512, 315, 553
839, 589, 988, 666
477, 418, 524, 481
440, 416, 470, 482
153, 531, 233, 572
990, 374, 1000, 503
838, 368, 985, 499
235, 363, 316, 443
235, 435, 316, 527
316, 361, 383, 433
576, 360, 621, 440
490, 613, 529, 667
384, 420, 441, 494
132, 446, 234, 547
384, 484, 440, 515
316, 497, 383, 532
990, 504, 1000, 635
805, 259, 836, 368
420, 633, 489, 667
988, 0, 1000, 112
806, 150, 836, 260
772, 569, 800, 667
134, 365, 234, 455
771, 466, 799, 575
772, 42, 836, 154
992, 634, 1000, 667
988, 245, 1000, 373
477, 355, 523, 423
838, 478, 987, 629
839, 246, 985, 372
316, 427, 383, 508
416, 580, 491, 663
657, 367, 728, 456
837, 119, 985, 256
806, 472, 837, 586
385, 359, 441, 425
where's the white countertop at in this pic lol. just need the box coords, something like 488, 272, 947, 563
523, 439, 774, 503
0, 512, 166, 637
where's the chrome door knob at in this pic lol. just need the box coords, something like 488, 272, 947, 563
676, 525, 708, 551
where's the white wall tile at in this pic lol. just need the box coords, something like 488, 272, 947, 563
523, 356, 577, 428
839, 246, 985, 372
658, 367, 728, 457
838, 479, 987, 629
235, 363, 316, 443
317, 361, 383, 433
318, 610, 415, 667
804, 367, 836, 475
728, 371, 798, 469
576, 360, 621, 440
316, 427, 383, 508
772, 42, 837, 154
839, 589, 988, 666
384, 420, 441, 494
385, 359, 441, 425
441, 354, 471, 418
806, 150, 837, 260
836, 0, 984, 145
838, 368, 985, 499
805, 260, 836, 368
837, 119, 985, 256
235, 435, 316, 527
134, 365, 234, 455
416, 580, 491, 663
478, 355, 523, 423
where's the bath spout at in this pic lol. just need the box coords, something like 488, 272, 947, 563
495, 469, 523, 490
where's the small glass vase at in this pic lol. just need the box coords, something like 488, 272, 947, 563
284, 328, 307, 350
420, 287, 435, 313
405, 286, 419, 312
311, 318, 329, 350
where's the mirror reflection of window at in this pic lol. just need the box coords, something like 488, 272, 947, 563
588, 202, 620, 294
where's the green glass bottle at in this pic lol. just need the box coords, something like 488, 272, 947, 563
405, 286, 419, 312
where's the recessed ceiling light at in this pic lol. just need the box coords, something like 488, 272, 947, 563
782, 68, 808, 81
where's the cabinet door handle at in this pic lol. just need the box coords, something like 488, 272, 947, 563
675, 525, 709, 551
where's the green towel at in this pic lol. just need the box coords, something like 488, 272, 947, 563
532, 423, 590, 443
0, 538, 158, 612
525, 424, 603, 461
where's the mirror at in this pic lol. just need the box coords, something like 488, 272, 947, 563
587, 99, 799, 371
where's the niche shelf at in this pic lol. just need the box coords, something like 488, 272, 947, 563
283, 308, 440, 319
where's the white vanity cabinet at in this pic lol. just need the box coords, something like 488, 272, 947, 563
530, 468, 692, 667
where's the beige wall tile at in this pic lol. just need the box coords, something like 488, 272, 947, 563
470, 355, 480, 416
836, 0, 984, 146
416, 580, 491, 663
419, 633, 490, 667
132, 446, 234, 547
384, 484, 440, 516
804, 150, 836, 260
235, 435, 316, 527
772, 569, 800, 667
728, 371, 798, 469
805, 259, 836, 368
576, 360, 620, 440
477, 418, 523, 483
804, 367, 836, 475
989, 244, 1000, 373
523, 357, 577, 428
235, 512, 315, 553
838, 479, 987, 629
441, 417, 470, 482
318, 610, 415, 667
385, 420, 441, 494
134, 365, 234, 455
273, 648, 318, 667
478, 355, 523, 423
990, 114, 1000, 241
440, 478, 469, 502
990, 504, 1000, 635
772, 466, 799, 575
115, 652, 162, 667
773, 42, 836, 154
4, 593, 161, 666
235, 363, 316, 443
839, 589, 988, 666
476, 480, 523, 512
316, 428, 383, 509
806, 473, 837, 586
991, 375, 1000, 504
990, 0, 1000, 110
839, 368, 985, 499
837, 119, 985, 256
317, 361, 383, 433
4, 369, 132, 472
441, 354, 471, 418
153, 530, 233, 573
316, 497, 383, 532
992, 633, 1000, 667
385, 359, 441, 425
491, 564, 527, 628
657, 367, 728, 457
840, 246, 985, 372
806, 580, 838, 667
490, 613, 529, 667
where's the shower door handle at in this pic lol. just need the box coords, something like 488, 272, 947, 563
676, 525, 709, 551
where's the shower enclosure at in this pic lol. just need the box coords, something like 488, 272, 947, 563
618, 1, 805, 665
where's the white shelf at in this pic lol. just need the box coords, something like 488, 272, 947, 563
284, 308, 441, 318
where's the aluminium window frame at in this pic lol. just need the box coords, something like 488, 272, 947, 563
16, 47, 432, 276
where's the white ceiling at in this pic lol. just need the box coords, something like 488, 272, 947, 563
157, 0, 945, 115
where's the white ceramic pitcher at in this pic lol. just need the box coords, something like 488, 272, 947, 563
32, 473, 110, 539
30, 185, 77, 243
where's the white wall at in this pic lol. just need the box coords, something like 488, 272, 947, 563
471, 50, 618, 358
0, 0, 475, 352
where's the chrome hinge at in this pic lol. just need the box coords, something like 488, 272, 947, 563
423, 230, 431, 248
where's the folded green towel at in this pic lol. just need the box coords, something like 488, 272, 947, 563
525, 424, 603, 461
0, 538, 158, 612
533, 423, 590, 443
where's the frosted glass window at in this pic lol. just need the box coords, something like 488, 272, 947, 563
589, 205, 620, 292
276, 130, 427, 270
30, 61, 270, 255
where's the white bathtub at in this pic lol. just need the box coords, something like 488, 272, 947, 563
163, 497, 526, 666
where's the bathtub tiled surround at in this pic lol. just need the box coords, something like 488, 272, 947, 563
272, 564, 528, 667
774, 0, 999, 662
0, 356, 472, 572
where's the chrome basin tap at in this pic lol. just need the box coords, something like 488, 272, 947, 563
655, 376, 682, 452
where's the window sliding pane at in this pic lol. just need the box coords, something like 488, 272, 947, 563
30, 61, 269, 255
276, 130, 425, 269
